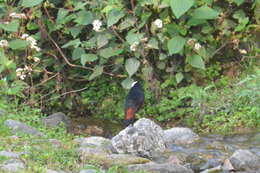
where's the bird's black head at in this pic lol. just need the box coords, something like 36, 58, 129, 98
123, 118, 136, 127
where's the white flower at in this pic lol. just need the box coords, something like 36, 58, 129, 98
9, 12, 26, 19
19, 74, 26, 80
16, 68, 24, 72
92, 20, 102, 32
194, 43, 202, 51
0, 40, 8, 47
130, 41, 139, 52
187, 38, 196, 46
154, 19, 163, 29
33, 57, 40, 62
21, 34, 41, 52
21, 34, 29, 39
239, 49, 247, 54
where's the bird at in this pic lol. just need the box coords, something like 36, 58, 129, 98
123, 81, 144, 127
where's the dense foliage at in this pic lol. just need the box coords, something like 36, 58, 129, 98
0, 0, 259, 132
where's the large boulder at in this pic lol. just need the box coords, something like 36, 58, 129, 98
75, 136, 150, 167
128, 162, 194, 173
4, 119, 44, 136
229, 149, 260, 171
164, 127, 199, 145
111, 118, 167, 158
41, 112, 71, 130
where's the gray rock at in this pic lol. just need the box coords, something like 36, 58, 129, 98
0, 151, 21, 159
229, 149, 260, 171
4, 119, 44, 136
199, 165, 222, 173
128, 162, 194, 173
46, 169, 68, 173
0, 159, 25, 172
76, 136, 114, 156
200, 158, 223, 170
108, 154, 150, 165
79, 169, 103, 173
112, 118, 166, 158
42, 112, 71, 130
164, 127, 199, 145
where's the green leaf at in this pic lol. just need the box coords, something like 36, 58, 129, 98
125, 58, 140, 77
56, 8, 69, 24
81, 54, 98, 65
0, 20, 19, 32
22, 0, 43, 7
72, 47, 85, 60
167, 36, 186, 55
121, 78, 134, 89
119, 17, 136, 31
126, 33, 144, 44
170, 0, 194, 19
176, 72, 184, 84
192, 6, 219, 20
9, 39, 29, 50
74, 10, 93, 25
233, 0, 244, 6
97, 33, 112, 49
147, 38, 159, 49
69, 26, 83, 38
89, 66, 103, 80
99, 47, 123, 59
107, 9, 125, 27
62, 39, 81, 48
189, 54, 205, 69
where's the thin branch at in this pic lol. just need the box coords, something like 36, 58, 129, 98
46, 34, 125, 78
210, 41, 230, 58
44, 86, 89, 102
111, 27, 125, 43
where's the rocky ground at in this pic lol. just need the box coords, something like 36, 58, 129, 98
0, 112, 260, 173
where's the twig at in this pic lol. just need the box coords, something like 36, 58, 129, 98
210, 41, 230, 58
44, 86, 89, 102
47, 34, 125, 78
111, 27, 125, 43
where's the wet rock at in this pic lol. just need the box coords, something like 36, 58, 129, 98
199, 165, 222, 173
108, 154, 150, 165
4, 119, 44, 136
128, 162, 194, 173
83, 125, 104, 136
164, 127, 199, 145
200, 158, 223, 170
112, 118, 166, 158
229, 149, 260, 171
186, 153, 209, 172
42, 112, 71, 130
0, 151, 21, 159
0, 159, 25, 172
46, 169, 68, 173
251, 133, 260, 144
222, 159, 235, 172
